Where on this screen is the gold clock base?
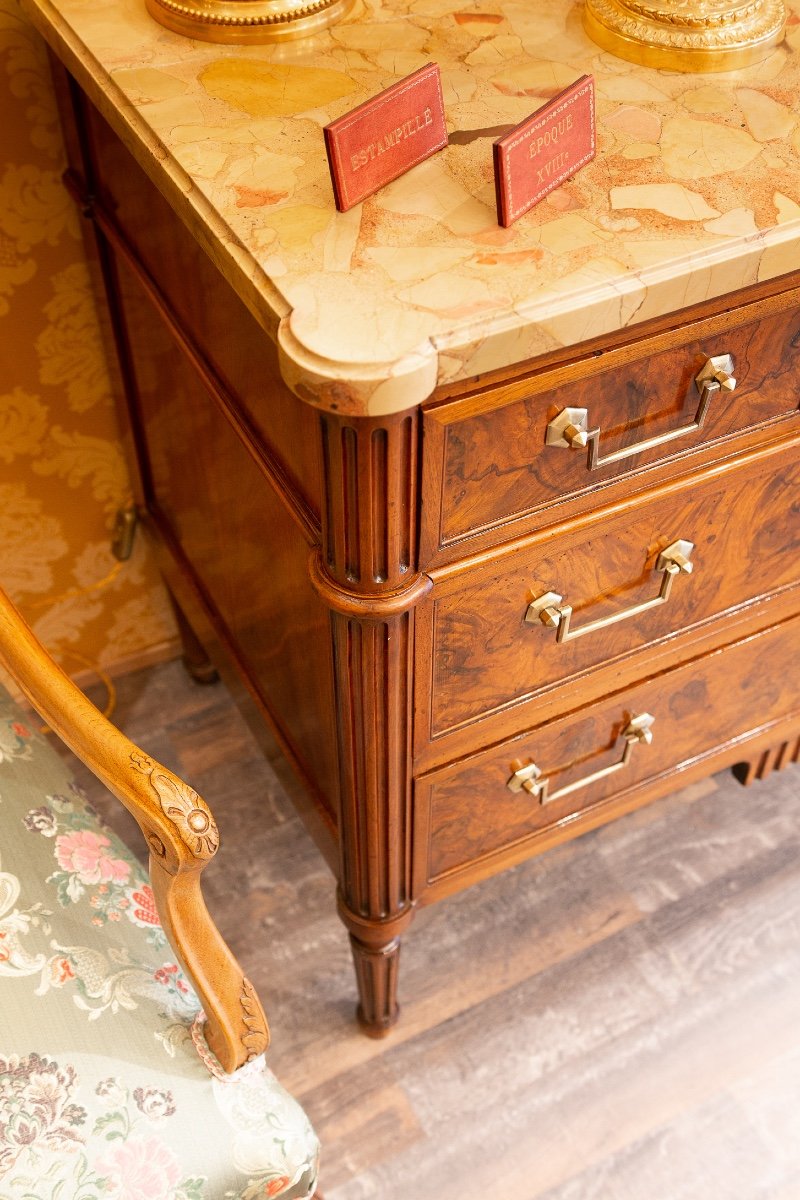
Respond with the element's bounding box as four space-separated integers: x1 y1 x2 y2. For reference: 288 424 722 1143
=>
145 0 354 43
583 0 786 72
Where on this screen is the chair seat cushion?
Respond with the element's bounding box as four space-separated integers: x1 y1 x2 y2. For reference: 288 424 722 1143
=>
0 688 319 1200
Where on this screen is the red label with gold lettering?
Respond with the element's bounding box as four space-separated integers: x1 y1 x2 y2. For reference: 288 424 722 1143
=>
324 63 448 213
493 76 596 228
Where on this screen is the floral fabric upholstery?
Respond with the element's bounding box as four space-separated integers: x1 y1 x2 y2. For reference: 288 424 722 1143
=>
0 686 319 1200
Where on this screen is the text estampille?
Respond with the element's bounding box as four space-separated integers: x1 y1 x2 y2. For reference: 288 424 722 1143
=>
350 108 434 172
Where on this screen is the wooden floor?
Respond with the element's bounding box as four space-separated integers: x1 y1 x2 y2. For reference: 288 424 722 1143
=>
71 659 800 1200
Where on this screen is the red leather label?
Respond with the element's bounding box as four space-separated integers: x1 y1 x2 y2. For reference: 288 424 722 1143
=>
324 64 448 213
493 76 596 228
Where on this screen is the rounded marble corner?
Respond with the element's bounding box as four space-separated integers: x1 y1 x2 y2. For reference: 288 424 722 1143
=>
277 314 439 417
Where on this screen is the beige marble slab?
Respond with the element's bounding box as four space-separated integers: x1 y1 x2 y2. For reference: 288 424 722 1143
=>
20 0 800 413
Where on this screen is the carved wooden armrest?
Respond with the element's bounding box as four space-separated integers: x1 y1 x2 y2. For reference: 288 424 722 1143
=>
0 586 268 1074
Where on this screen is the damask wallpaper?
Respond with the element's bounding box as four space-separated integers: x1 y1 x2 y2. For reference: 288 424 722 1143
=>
0 1 177 685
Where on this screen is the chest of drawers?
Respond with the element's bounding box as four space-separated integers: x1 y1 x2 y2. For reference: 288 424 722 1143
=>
28 0 800 1040
413 286 800 906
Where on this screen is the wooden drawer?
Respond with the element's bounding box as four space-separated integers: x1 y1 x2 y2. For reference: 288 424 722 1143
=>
413 614 800 896
420 435 800 743
422 283 800 560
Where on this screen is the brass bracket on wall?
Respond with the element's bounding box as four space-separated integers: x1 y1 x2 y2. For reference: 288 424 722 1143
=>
112 505 139 562
507 713 656 805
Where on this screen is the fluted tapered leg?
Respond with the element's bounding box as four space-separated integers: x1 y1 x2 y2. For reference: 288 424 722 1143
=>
310 408 429 1034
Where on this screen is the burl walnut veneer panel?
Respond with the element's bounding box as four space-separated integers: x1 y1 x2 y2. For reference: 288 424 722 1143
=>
424 435 800 741
415 613 800 894
422 286 800 561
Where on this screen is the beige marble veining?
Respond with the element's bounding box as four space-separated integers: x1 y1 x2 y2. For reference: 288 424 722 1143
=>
20 0 800 413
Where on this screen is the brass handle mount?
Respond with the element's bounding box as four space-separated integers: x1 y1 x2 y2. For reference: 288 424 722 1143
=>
507 712 655 806
526 538 694 643
546 353 736 470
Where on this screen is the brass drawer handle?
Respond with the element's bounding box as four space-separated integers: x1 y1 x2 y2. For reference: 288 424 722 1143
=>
507 712 655 805
527 538 694 643
546 353 736 470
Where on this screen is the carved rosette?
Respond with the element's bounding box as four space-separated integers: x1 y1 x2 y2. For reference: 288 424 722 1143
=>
583 0 786 69
130 752 219 859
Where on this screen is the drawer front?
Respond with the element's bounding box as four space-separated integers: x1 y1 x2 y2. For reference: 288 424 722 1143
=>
423 285 800 556
414 615 800 891
423 437 800 741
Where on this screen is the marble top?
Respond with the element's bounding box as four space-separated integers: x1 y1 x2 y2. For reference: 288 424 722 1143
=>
22 0 800 413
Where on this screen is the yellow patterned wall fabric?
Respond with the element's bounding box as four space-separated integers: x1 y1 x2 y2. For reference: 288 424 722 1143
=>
0 3 177 681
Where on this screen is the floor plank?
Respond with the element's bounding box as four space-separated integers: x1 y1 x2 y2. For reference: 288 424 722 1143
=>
66 660 800 1200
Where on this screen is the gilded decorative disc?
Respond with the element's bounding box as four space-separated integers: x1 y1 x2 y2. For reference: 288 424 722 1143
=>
583 0 786 70
145 0 355 43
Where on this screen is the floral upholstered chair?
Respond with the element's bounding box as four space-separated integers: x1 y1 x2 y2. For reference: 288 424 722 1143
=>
0 587 320 1200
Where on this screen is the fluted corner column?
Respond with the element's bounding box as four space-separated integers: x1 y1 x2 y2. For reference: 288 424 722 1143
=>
309 407 430 1035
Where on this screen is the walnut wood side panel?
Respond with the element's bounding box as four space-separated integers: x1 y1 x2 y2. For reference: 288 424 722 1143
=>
413 615 800 897
422 283 800 562
70 86 323 526
55 71 344 833
109 252 341 827
421 434 800 742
